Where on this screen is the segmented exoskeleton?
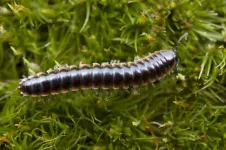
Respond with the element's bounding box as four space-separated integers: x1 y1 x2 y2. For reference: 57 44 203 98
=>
19 33 188 97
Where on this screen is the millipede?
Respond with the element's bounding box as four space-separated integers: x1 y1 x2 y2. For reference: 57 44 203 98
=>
19 33 188 97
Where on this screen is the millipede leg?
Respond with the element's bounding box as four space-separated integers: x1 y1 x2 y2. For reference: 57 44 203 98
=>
150 82 156 87
80 90 86 97
53 65 60 70
47 68 55 74
176 73 186 81
105 89 112 97
58 64 70 71
110 60 118 65
153 80 160 85
134 56 141 61
131 88 141 95
175 68 182 74
92 89 100 96
79 62 83 68
53 64 70 72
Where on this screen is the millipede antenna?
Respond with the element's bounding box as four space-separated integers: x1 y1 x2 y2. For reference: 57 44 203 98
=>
175 32 188 51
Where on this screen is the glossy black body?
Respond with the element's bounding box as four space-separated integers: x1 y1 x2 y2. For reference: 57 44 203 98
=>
19 50 178 96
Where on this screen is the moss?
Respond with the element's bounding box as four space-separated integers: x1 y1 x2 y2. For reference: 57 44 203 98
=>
0 0 226 149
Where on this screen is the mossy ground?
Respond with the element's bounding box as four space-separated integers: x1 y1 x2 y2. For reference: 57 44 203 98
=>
0 0 226 149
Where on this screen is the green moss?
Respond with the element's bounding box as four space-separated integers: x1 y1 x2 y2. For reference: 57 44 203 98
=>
0 0 226 149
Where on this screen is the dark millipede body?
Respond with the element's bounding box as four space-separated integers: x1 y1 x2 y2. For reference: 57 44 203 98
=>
19 50 178 96
19 33 188 97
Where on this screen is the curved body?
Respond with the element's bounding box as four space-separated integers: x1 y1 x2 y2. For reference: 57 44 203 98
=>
19 50 178 96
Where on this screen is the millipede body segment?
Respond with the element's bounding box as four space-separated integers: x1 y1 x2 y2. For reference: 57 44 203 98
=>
19 50 178 96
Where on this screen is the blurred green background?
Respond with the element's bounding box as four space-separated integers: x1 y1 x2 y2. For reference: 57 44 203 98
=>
0 0 226 149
